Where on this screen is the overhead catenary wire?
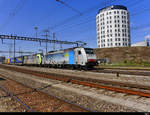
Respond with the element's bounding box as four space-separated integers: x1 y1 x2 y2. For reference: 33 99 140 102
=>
56 0 82 15
50 0 144 32
54 0 149 34
50 0 118 30
54 0 146 31
55 9 150 34
51 0 148 47
0 0 26 31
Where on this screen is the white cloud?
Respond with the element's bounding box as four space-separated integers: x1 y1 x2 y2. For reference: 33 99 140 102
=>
145 35 150 39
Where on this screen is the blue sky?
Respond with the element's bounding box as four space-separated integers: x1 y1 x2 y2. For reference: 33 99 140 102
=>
0 0 150 57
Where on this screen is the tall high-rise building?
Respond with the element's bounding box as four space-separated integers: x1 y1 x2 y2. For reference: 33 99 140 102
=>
96 5 131 48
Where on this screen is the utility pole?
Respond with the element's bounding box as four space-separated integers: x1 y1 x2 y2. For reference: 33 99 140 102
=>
34 27 41 46
13 36 16 64
1 39 3 44
42 29 50 53
19 47 22 56
60 43 63 50
9 44 13 58
34 27 38 38
52 33 56 50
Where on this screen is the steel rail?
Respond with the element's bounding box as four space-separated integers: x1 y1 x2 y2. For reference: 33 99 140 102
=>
0 85 35 112
2 65 150 90
92 69 150 76
0 71 93 112
96 67 150 71
70 79 150 98
1 65 150 98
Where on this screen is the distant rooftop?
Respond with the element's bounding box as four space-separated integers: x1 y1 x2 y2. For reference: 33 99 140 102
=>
98 5 127 14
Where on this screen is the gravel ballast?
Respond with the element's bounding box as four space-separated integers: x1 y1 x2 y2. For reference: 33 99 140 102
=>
0 68 149 112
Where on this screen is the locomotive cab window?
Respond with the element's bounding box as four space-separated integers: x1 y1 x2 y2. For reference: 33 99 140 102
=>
85 48 94 54
78 51 81 55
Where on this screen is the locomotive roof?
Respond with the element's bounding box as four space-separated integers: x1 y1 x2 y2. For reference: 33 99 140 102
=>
46 47 94 55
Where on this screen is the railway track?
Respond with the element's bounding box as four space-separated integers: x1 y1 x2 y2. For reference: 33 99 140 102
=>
0 78 33 112
0 74 90 112
1 64 150 99
91 68 150 76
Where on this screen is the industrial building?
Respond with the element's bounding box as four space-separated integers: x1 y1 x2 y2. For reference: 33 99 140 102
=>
96 5 131 48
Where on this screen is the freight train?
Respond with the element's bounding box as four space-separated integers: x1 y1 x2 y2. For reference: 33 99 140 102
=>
5 47 97 69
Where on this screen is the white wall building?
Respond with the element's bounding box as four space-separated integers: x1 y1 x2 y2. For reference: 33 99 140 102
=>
96 5 131 48
131 41 148 47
